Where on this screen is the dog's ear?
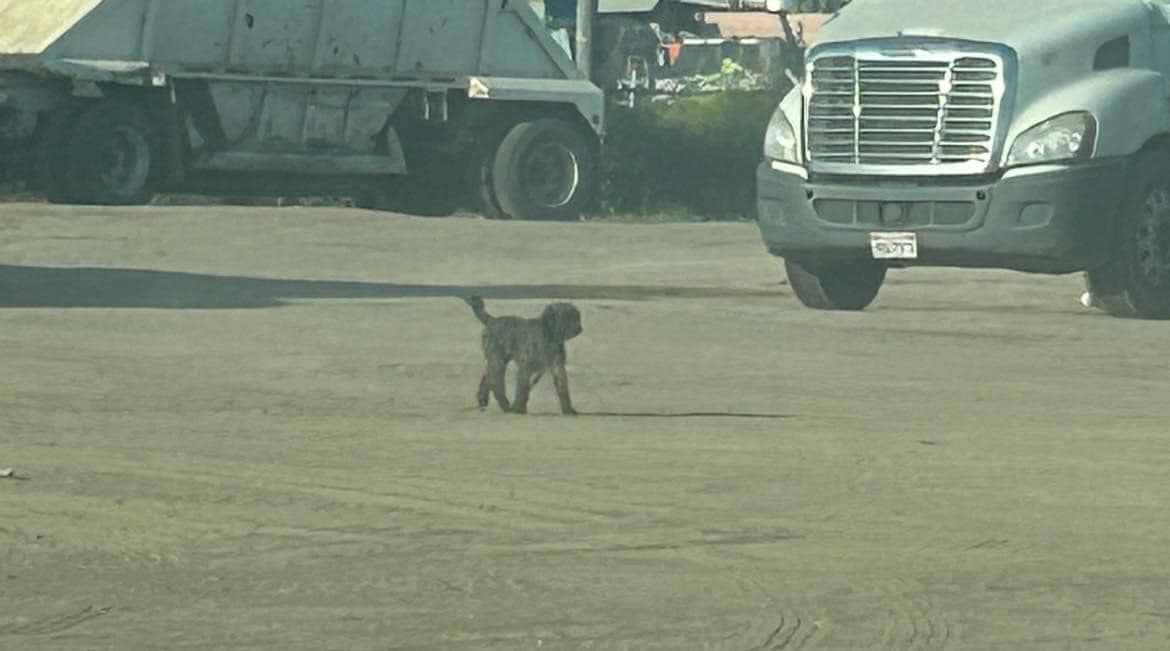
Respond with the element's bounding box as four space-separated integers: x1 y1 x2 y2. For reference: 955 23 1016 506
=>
542 304 582 342
542 305 563 342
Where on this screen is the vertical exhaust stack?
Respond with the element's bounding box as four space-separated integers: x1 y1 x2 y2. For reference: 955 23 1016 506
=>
576 0 598 79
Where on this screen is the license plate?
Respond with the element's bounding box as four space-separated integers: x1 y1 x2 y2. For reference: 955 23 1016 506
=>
870 232 918 260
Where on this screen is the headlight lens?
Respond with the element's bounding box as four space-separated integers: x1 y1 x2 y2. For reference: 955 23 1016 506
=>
1007 112 1097 167
764 105 800 163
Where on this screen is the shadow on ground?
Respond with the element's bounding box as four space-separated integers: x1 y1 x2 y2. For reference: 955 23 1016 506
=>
0 265 778 309
582 411 793 420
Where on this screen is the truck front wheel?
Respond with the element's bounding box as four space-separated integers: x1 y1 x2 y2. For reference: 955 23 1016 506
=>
1087 152 1170 319
785 259 887 311
65 99 160 205
491 119 594 221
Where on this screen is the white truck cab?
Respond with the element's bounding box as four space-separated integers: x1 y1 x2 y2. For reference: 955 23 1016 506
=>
757 0 1170 318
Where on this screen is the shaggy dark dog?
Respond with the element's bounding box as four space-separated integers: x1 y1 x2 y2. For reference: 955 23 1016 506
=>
464 296 582 415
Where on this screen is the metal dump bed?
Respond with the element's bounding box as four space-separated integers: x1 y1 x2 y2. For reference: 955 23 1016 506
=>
0 0 589 90
0 0 604 220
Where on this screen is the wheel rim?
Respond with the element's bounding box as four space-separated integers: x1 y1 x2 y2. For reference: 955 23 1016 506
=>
1135 187 1170 286
96 126 151 196
521 140 580 209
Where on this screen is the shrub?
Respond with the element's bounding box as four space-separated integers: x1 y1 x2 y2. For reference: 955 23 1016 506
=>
599 90 783 221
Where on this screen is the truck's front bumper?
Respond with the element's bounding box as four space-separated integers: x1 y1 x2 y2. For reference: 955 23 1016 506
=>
756 159 1128 274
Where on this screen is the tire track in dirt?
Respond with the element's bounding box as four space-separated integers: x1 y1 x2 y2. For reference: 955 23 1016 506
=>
77 458 625 534
738 577 823 650
386 475 660 524
754 612 821 650
877 583 954 650
22 458 674 568
0 606 111 636
500 528 804 556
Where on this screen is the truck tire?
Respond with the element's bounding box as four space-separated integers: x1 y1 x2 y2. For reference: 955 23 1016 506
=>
1086 151 1170 319
491 119 594 221
65 99 160 205
784 259 887 311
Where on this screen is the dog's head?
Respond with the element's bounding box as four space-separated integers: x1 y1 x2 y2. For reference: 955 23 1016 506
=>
542 303 583 343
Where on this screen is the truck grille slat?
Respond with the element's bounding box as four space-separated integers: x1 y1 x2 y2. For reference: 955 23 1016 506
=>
805 47 1007 173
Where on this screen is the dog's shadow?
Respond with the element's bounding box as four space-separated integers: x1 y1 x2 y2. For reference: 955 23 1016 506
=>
578 411 795 420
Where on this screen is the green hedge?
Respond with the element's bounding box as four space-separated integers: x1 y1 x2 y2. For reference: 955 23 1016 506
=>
598 91 783 221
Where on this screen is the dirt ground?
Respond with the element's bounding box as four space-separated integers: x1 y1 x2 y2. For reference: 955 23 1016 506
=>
1 203 1169 650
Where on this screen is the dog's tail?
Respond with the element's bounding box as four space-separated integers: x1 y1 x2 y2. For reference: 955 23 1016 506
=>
464 296 492 325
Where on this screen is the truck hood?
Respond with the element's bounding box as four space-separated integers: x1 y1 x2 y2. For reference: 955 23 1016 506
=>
818 0 1151 56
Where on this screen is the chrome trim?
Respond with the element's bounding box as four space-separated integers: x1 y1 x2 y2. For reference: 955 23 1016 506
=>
803 38 1018 176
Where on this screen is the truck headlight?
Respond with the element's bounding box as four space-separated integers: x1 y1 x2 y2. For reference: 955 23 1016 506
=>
764 106 800 164
1007 112 1097 167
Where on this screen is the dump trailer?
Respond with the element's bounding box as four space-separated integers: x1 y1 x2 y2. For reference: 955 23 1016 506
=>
0 0 604 220
757 0 1170 320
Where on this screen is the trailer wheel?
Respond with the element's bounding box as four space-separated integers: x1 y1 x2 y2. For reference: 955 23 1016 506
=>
491 119 594 221
66 100 160 205
1086 151 1170 319
785 259 887 311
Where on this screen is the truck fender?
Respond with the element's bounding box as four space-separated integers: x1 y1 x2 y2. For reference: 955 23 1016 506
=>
1004 69 1170 162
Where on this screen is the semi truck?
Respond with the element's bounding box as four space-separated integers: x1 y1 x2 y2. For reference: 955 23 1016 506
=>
0 0 603 221
756 0 1170 319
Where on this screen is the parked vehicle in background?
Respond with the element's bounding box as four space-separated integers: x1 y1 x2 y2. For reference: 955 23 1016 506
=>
0 0 603 221
757 0 1170 319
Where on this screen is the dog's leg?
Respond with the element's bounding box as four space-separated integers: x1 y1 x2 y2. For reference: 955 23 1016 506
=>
488 360 511 412
552 364 577 415
477 371 492 409
512 367 534 415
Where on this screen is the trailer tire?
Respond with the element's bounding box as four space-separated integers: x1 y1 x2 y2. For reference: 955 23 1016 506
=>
1086 151 1170 319
65 99 160 205
785 259 887 311
492 119 594 221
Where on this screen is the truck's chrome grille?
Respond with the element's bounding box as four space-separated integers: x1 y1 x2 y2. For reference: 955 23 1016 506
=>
805 46 1008 175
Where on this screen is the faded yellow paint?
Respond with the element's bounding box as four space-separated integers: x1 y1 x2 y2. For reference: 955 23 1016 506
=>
0 0 102 54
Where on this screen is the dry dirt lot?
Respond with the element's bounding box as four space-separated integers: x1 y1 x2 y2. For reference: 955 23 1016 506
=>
1 203 1169 650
